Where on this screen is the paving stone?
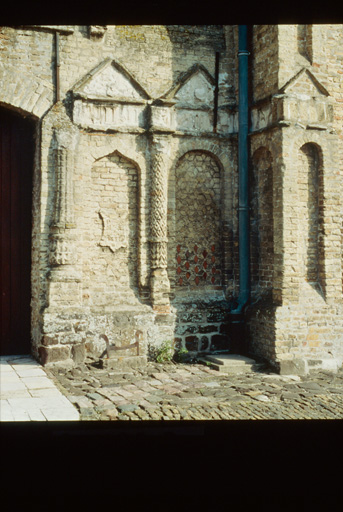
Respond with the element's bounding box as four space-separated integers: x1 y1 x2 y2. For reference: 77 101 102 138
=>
203 381 221 388
28 387 65 397
86 392 105 401
101 408 119 420
20 359 343 421
13 367 47 378
11 409 31 421
298 382 324 392
144 395 164 405
134 408 150 420
80 407 98 418
117 404 139 413
254 394 270 402
69 396 94 408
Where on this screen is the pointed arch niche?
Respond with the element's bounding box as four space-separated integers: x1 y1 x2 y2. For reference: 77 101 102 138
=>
167 150 224 295
80 150 141 307
298 142 325 298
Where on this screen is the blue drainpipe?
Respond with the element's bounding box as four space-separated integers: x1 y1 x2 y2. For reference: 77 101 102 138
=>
229 25 251 354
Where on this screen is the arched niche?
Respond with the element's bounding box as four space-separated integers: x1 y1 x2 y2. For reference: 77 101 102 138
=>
298 142 325 297
250 147 274 297
79 150 141 307
167 150 224 293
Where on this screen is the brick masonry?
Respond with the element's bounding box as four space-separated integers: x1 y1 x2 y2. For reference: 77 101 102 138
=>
0 25 342 373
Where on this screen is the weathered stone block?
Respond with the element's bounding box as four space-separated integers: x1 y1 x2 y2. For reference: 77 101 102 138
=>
178 311 203 323
207 310 226 323
71 343 86 364
154 313 176 325
41 335 59 346
176 324 198 336
100 355 147 370
278 358 309 376
185 336 199 351
38 345 71 365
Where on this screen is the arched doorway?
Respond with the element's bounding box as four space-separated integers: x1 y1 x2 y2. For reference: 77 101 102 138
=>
0 107 35 355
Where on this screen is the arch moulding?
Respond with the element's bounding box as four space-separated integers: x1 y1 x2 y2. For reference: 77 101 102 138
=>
0 64 54 119
171 138 231 176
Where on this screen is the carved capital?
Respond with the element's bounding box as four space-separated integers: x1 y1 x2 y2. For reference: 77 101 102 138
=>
151 134 171 156
49 232 77 267
149 105 176 133
53 126 79 151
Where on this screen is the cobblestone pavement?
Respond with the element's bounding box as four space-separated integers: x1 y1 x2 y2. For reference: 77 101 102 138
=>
44 357 343 421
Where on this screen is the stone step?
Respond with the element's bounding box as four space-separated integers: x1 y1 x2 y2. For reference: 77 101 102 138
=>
99 355 147 370
199 354 263 374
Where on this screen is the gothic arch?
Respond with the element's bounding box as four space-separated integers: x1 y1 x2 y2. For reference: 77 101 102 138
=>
171 139 231 176
89 143 146 173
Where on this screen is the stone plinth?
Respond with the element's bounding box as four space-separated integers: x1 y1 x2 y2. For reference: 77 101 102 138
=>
200 354 263 374
99 355 147 370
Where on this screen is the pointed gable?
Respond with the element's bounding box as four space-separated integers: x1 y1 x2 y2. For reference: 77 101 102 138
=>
72 58 150 103
279 68 330 98
160 64 215 109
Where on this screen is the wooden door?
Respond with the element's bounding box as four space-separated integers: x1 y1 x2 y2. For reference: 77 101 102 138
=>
0 107 35 355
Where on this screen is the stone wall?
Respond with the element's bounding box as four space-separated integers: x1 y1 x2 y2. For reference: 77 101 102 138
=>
0 25 235 365
0 24 342 373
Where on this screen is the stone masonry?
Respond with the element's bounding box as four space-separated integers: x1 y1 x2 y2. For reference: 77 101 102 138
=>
0 25 342 374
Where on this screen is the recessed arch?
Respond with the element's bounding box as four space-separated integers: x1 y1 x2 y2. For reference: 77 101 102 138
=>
250 146 274 297
78 149 142 307
168 149 224 293
298 141 325 297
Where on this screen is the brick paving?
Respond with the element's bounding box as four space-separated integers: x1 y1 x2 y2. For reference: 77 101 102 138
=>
44 357 343 421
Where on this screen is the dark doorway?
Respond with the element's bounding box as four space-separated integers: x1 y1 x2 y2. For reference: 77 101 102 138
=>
1 107 35 355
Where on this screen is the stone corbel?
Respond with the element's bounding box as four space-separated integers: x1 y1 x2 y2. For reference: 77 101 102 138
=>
89 26 107 38
149 134 172 311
